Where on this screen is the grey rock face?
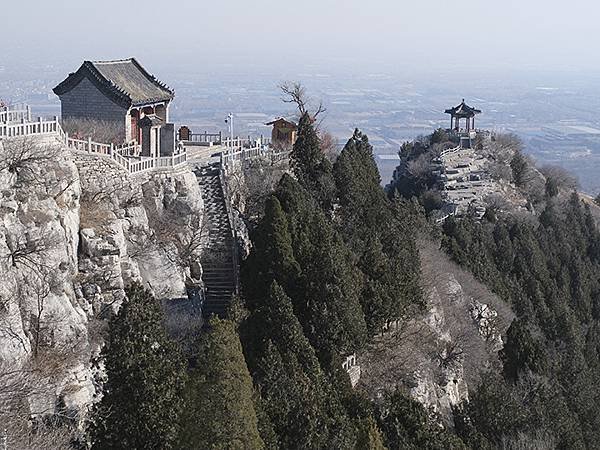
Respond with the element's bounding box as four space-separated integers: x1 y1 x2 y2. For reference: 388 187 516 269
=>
358 240 514 426
0 138 204 422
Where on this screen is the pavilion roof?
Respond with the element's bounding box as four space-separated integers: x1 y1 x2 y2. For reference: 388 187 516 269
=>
444 99 481 117
53 58 174 108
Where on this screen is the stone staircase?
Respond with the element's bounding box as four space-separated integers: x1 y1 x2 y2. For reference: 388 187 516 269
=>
195 162 238 319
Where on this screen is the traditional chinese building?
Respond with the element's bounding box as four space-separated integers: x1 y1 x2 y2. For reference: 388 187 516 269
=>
53 58 175 156
266 118 297 147
445 99 481 133
445 99 482 148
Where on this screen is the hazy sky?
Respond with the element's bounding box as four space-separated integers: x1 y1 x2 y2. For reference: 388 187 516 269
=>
4 0 600 74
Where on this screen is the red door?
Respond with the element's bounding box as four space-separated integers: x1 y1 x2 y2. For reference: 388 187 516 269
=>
131 111 139 143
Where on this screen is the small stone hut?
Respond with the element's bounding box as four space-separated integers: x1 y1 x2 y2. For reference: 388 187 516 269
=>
266 118 297 147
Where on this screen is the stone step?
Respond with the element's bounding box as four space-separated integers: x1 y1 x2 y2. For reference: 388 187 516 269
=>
203 278 235 284
205 286 235 292
204 269 234 276
196 161 238 320
205 298 234 304
204 280 235 287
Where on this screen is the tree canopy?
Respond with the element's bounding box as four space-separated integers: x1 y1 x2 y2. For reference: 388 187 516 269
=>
179 317 264 449
89 283 186 450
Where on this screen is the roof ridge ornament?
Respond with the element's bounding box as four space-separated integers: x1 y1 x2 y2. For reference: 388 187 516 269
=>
444 99 482 117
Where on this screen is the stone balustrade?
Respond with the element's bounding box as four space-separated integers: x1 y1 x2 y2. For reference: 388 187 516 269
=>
0 116 62 138
0 109 188 176
220 144 290 172
0 104 31 124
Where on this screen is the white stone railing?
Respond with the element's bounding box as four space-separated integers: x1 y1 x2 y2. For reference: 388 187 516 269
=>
110 151 188 175
0 104 31 124
127 157 156 174
220 143 290 170
222 137 251 149
0 112 188 175
221 145 263 165
222 136 271 149
112 152 132 170
65 136 112 155
183 131 222 146
158 152 188 168
440 145 462 157
0 116 62 138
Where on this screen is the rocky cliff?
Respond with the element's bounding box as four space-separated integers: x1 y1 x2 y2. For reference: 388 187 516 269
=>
358 240 514 426
0 136 204 424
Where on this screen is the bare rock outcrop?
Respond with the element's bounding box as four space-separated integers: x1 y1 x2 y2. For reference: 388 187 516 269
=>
0 137 204 425
358 240 514 426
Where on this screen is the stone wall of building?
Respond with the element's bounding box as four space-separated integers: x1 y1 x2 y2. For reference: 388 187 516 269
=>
58 77 127 136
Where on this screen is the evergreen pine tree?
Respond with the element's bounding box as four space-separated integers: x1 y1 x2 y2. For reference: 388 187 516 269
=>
89 283 185 450
247 282 357 449
333 130 422 333
334 129 385 228
275 175 368 356
355 417 387 450
510 149 529 187
376 390 467 450
500 318 549 381
290 113 336 208
242 195 300 306
179 317 264 449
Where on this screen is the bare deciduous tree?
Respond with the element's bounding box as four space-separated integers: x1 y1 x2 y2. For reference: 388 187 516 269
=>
61 117 125 144
500 431 557 450
3 230 60 274
407 153 432 180
0 269 86 448
225 156 288 225
320 130 339 163
0 137 78 203
153 211 206 271
484 193 511 213
0 355 80 449
279 81 325 119
0 137 62 184
539 164 579 191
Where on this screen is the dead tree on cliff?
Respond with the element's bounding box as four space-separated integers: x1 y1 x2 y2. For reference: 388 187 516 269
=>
280 81 326 121
153 211 206 272
0 137 77 201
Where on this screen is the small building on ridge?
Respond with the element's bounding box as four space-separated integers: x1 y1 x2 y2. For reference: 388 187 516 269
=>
266 117 297 147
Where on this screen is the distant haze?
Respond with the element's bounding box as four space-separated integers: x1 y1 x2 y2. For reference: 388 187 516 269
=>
4 0 600 74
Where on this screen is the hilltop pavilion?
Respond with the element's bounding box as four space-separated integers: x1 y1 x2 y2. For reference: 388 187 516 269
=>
445 99 481 133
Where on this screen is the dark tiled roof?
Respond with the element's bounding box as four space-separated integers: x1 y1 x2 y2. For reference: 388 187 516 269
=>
53 58 174 108
445 99 481 117
266 117 297 128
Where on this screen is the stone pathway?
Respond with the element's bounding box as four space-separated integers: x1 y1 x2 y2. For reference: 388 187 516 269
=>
195 162 237 319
